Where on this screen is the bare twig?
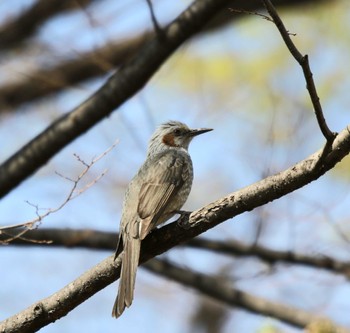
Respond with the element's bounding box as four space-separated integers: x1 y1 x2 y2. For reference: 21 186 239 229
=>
229 8 273 22
145 0 163 36
0 141 118 243
261 0 336 142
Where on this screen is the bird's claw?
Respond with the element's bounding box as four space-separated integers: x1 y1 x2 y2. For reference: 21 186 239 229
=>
176 210 192 230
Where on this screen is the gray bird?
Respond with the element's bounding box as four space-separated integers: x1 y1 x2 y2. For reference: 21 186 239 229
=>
112 120 212 318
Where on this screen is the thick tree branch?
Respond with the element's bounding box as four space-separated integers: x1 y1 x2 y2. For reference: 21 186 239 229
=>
1 125 350 331
261 0 336 142
0 0 230 199
144 259 349 332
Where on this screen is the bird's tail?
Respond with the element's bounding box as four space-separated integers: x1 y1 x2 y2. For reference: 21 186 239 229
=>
112 237 141 318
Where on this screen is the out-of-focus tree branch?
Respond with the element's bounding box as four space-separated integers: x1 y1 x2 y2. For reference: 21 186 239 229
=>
3 226 350 278
0 0 327 111
0 33 152 111
189 238 350 279
0 0 96 51
145 259 349 332
189 294 228 333
0 228 116 249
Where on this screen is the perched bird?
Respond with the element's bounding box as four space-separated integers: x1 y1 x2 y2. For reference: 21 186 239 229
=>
112 120 212 318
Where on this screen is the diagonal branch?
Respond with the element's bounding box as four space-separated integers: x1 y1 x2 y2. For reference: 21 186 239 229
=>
1 124 350 332
0 0 230 199
144 259 349 332
0 34 152 111
261 0 336 142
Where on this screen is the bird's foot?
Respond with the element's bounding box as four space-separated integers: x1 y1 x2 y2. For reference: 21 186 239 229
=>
176 210 192 230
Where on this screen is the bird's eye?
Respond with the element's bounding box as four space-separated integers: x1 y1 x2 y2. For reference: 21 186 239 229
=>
174 128 181 135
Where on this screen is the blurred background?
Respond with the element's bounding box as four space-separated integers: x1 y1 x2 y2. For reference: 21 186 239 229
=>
1 0 350 332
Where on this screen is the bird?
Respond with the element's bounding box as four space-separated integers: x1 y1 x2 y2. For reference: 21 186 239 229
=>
112 120 212 318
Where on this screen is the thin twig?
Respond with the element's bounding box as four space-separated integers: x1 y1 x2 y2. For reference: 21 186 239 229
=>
261 0 336 142
145 0 163 37
229 8 273 22
0 141 118 243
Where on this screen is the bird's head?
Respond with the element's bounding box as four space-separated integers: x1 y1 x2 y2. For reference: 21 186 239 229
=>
147 121 212 156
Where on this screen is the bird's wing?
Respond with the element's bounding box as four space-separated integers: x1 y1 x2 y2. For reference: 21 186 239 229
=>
137 152 189 239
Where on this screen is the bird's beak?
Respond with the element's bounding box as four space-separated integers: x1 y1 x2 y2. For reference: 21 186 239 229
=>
188 127 213 137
